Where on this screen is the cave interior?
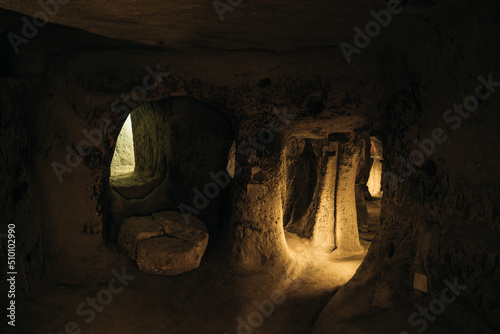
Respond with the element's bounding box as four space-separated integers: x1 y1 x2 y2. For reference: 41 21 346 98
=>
1 1 500 333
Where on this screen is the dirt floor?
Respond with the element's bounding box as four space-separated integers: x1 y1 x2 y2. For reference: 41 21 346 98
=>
13 228 379 334
12 199 383 334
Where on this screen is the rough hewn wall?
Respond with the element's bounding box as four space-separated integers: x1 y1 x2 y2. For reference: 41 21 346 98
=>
314 2 500 332
0 9 56 291
0 77 45 293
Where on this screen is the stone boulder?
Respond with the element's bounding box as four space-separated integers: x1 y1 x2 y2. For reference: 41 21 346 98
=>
152 211 208 233
136 234 208 276
117 216 164 260
117 211 209 276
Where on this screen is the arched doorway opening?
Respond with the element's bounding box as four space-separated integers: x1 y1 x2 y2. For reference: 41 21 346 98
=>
107 96 234 275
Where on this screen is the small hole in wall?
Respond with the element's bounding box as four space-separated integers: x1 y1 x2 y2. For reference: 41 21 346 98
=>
422 159 437 177
386 242 395 259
